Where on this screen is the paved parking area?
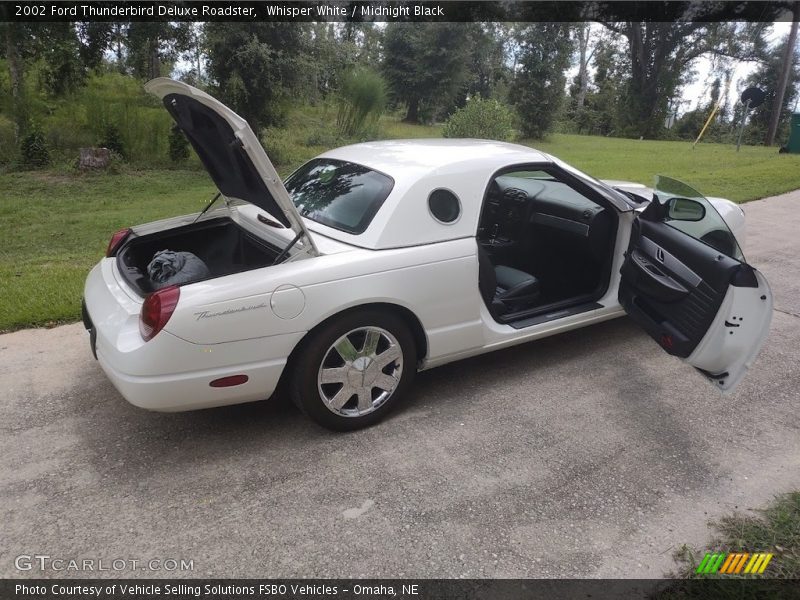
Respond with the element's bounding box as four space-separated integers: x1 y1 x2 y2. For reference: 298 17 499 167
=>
2 190 799 579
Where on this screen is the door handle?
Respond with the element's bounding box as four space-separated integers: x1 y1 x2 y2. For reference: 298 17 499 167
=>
626 250 688 301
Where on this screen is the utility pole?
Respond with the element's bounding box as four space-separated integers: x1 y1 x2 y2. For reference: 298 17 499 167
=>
765 3 799 146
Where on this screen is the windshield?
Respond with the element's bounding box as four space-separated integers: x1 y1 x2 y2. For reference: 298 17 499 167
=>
654 176 745 262
285 159 394 235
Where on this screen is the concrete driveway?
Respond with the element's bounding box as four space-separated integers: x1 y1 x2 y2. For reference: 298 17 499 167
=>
2 191 799 579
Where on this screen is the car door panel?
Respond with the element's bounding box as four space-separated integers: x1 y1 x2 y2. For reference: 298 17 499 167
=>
619 179 772 392
686 269 772 390
620 218 743 359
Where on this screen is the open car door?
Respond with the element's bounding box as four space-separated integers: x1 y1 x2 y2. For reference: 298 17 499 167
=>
619 176 772 392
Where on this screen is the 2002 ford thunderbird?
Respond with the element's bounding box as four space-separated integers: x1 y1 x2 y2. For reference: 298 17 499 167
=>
82 79 773 430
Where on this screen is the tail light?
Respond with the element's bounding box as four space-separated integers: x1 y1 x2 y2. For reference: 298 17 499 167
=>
139 286 180 342
106 228 131 257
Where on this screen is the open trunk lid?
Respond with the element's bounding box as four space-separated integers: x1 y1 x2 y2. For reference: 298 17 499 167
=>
144 77 318 257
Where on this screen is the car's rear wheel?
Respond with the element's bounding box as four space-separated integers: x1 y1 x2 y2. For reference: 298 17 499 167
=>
290 310 416 431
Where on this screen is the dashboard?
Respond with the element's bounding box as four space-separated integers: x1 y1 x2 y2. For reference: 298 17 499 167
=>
481 174 609 245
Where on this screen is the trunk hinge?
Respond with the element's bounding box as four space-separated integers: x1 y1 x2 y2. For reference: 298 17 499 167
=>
272 230 308 265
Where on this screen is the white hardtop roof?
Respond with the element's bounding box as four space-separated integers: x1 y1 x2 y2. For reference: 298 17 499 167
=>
319 139 552 180
304 139 555 250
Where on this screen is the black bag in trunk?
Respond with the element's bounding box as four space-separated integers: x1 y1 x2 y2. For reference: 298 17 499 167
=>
147 250 211 289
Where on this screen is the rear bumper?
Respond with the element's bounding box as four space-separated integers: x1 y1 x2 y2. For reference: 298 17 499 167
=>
82 260 303 412
95 346 288 412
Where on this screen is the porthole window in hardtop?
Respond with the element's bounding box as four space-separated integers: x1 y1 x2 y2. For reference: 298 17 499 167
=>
428 189 461 223
285 159 394 234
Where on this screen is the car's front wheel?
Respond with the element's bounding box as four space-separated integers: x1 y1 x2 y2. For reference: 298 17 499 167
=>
290 310 417 431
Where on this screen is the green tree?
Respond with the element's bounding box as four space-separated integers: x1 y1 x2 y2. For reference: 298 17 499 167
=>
124 22 193 80
306 23 358 102
745 36 799 145
510 23 574 139
0 22 29 139
382 23 471 123
1 21 113 138
584 36 627 135
463 24 509 102
39 23 85 96
304 23 386 105
601 22 769 139
205 23 308 130
75 22 114 70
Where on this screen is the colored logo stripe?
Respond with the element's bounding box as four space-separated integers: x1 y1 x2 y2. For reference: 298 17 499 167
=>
696 552 773 575
696 553 726 574
744 553 773 574
719 553 748 574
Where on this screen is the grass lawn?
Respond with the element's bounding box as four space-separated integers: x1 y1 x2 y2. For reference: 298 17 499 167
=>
657 492 800 596
1 125 799 332
530 134 800 203
0 170 215 331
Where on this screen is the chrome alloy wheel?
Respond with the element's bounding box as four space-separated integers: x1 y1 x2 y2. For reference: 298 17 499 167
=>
317 326 404 417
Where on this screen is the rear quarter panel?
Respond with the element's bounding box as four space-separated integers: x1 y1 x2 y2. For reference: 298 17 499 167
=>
164 237 485 361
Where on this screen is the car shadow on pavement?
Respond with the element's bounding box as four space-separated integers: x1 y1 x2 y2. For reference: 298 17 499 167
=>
67 317 643 475
66 313 723 503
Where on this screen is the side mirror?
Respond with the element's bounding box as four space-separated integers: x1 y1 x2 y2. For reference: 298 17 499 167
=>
667 197 706 222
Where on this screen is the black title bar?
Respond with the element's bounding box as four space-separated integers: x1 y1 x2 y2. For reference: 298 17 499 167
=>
4 579 800 599
1 1 799 23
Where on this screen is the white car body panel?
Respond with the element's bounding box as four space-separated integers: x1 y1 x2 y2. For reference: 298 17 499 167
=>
81 80 772 415
686 270 773 391
85 208 634 411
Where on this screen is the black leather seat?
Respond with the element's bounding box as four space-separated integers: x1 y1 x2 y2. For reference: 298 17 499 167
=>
478 245 541 315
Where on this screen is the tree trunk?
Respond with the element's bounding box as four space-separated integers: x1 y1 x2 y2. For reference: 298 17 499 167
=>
623 23 672 138
576 24 591 110
4 24 25 141
148 36 161 80
404 98 420 123
115 25 125 73
765 10 799 146
194 29 202 82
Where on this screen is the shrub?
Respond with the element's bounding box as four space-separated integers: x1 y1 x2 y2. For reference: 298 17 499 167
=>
0 116 17 165
260 127 308 167
19 127 50 168
168 124 190 163
442 96 516 141
336 68 387 138
100 124 126 158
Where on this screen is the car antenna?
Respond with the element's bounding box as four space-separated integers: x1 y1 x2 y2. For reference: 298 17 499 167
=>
193 192 222 224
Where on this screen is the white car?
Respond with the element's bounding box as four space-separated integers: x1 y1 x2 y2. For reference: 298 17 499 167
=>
82 79 773 430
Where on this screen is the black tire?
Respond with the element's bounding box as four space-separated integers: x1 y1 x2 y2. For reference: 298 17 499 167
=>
290 309 417 431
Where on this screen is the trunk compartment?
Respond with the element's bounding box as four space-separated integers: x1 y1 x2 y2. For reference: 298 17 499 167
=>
116 217 281 296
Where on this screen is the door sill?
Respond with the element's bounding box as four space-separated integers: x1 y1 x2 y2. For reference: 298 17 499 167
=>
506 301 604 329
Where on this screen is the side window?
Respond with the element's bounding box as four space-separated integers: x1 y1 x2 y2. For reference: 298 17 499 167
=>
428 189 461 224
655 176 744 261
